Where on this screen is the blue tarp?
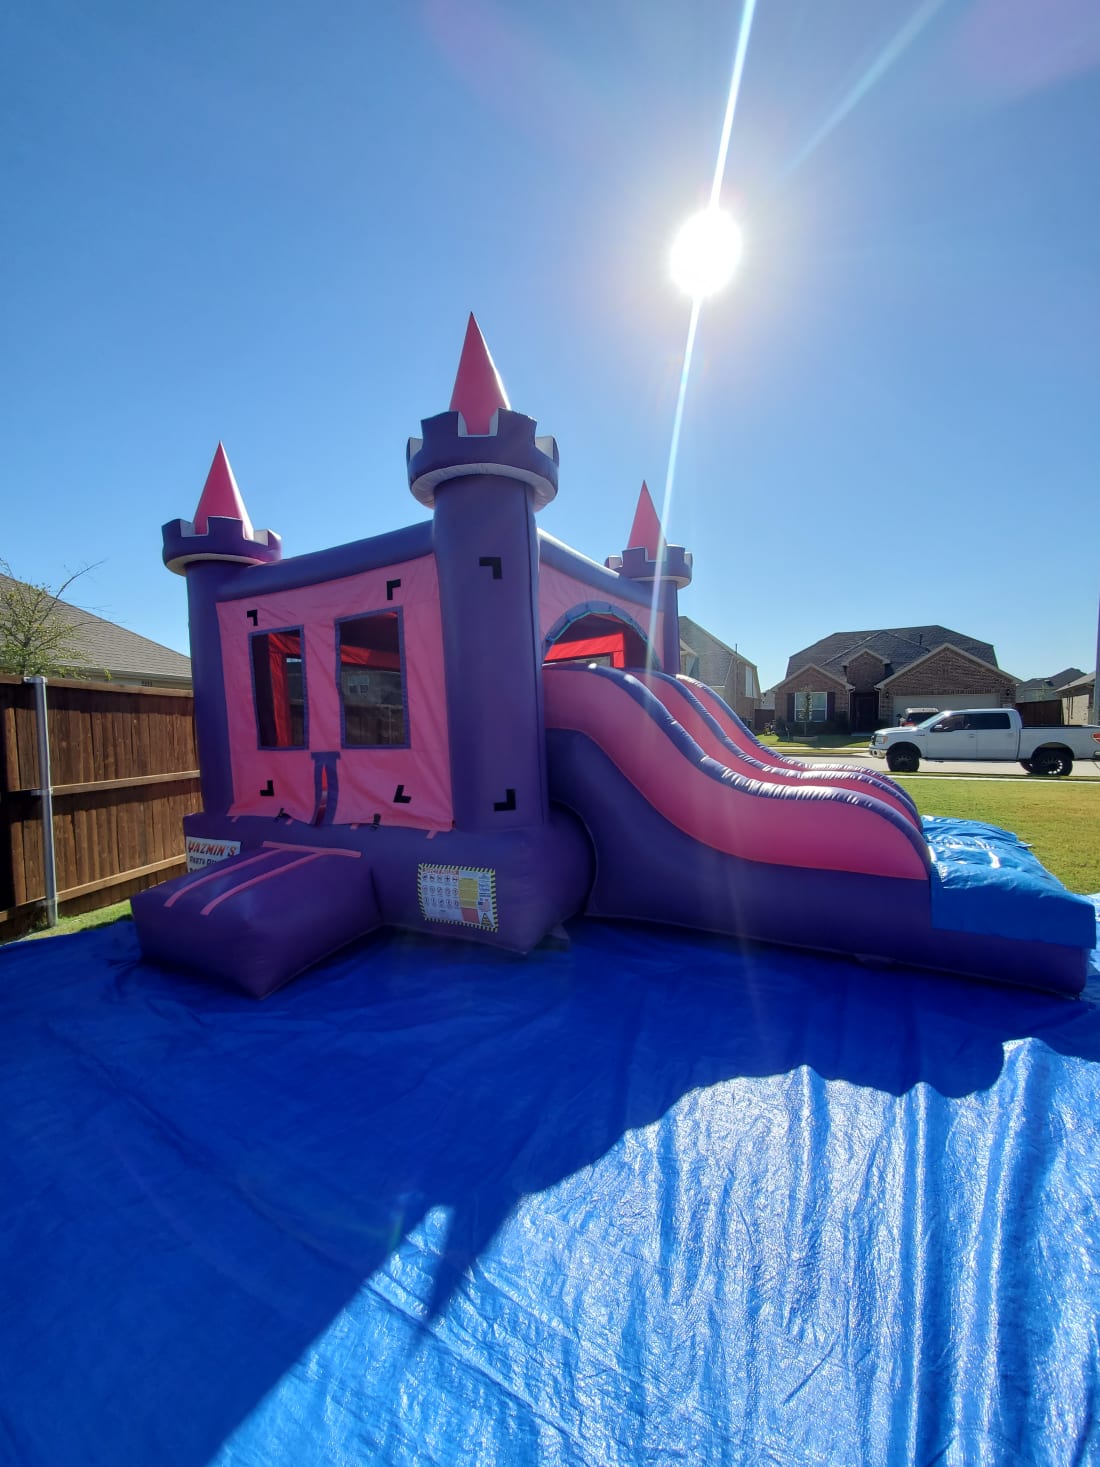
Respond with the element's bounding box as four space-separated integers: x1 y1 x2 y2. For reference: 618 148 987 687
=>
2 913 1099 1466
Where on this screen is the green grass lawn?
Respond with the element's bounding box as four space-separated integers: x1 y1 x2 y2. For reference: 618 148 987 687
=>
758 733 866 756
17 901 132 943
898 778 1100 895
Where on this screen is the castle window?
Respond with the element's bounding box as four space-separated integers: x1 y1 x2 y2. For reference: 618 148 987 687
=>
338 611 407 747
251 629 307 748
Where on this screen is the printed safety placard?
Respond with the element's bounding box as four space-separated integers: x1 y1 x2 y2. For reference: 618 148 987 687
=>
418 864 498 931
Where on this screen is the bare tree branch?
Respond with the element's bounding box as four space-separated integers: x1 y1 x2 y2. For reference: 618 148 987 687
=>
0 561 106 679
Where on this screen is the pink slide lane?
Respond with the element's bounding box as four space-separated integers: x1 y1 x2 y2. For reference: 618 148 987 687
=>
542 667 930 881
631 671 920 829
677 673 917 814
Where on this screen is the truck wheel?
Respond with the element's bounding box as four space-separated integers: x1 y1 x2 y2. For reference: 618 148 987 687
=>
1019 760 1033 773
886 745 919 773
1030 747 1072 777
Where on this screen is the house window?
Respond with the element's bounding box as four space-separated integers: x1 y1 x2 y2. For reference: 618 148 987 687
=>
338 611 406 747
791 690 828 722
251 629 306 749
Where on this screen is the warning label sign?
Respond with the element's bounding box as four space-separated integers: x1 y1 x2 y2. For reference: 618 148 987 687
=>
418 864 498 931
185 836 242 872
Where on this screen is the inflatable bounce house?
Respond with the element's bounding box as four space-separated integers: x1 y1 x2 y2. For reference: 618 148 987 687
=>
134 317 1096 998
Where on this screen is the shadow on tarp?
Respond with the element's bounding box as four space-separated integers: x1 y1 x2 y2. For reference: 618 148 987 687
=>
0 913 1098 1465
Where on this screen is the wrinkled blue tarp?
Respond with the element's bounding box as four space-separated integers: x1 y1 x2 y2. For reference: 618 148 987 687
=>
2 912 1099 1467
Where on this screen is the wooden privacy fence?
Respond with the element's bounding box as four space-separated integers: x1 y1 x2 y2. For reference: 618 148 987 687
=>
0 675 201 939
1015 700 1065 728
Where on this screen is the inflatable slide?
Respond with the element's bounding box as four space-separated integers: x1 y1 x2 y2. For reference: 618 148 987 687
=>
543 664 1093 995
633 669 922 824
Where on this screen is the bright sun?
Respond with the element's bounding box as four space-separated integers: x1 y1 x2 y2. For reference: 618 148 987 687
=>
670 208 744 299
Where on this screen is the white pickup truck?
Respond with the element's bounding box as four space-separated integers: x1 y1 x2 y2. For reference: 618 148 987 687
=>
869 708 1100 775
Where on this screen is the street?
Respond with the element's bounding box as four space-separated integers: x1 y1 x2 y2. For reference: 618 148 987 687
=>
835 752 1100 780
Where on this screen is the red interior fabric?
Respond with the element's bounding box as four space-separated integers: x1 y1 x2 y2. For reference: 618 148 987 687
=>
544 634 626 668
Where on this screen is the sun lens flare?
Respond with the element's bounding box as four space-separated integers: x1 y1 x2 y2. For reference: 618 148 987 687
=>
670 209 744 300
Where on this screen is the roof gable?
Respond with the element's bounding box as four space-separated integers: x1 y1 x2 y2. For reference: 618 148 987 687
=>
774 661 851 692
875 641 1016 689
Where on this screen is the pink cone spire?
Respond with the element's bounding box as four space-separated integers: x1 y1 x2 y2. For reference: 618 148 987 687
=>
449 313 511 433
192 443 255 539
627 482 662 559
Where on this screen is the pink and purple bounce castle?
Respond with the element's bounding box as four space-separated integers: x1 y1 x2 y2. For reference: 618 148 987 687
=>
133 318 1095 998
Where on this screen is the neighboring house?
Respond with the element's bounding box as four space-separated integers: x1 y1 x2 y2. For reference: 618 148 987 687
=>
1015 668 1085 703
679 615 761 723
1014 667 1088 728
775 625 1017 732
1059 672 1097 726
0 575 192 688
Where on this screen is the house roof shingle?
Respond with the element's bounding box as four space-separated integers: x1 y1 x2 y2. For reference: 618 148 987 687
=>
785 626 997 681
1015 667 1085 698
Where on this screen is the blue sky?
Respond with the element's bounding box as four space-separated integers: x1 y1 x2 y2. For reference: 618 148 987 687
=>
4 0 1099 690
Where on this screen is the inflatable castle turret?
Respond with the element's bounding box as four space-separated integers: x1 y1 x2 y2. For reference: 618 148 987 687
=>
605 482 692 675
163 445 282 813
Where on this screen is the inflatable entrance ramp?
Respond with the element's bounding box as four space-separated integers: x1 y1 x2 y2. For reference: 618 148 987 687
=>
133 846 380 998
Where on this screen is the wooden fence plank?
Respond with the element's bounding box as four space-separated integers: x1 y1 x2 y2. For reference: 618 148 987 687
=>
16 699 38 792
60 852 187 901
1 702 18 794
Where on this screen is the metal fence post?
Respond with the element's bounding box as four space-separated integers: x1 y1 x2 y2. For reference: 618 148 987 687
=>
24 675 58 927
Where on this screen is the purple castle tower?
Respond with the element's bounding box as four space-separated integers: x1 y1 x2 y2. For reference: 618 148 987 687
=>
408 314 559 832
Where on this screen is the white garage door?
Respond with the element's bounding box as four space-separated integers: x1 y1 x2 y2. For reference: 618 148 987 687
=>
896 691 1000 716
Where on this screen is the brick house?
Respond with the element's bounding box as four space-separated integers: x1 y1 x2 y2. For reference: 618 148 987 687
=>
1059 672 1097 726
679 615 761 724
775 626 1017 732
